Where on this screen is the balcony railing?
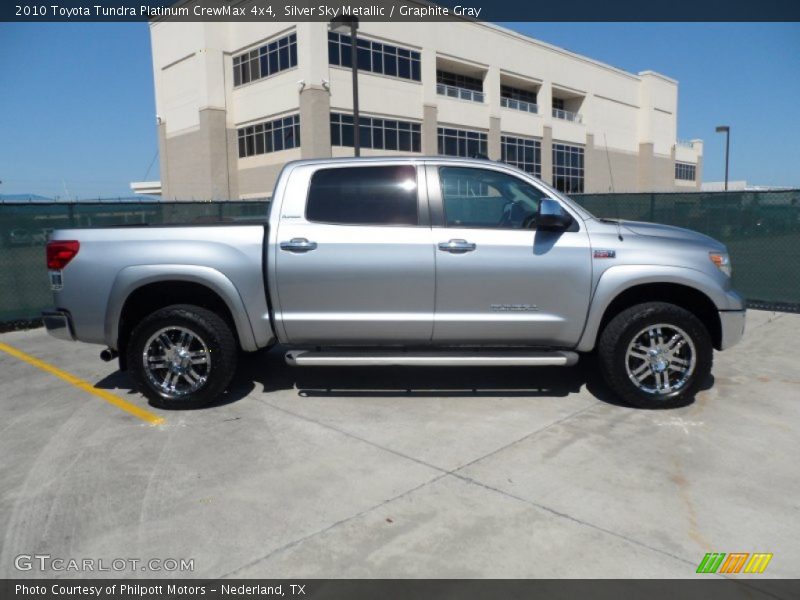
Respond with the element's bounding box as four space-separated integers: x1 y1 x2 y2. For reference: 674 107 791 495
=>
676 139 695 148
501 96 538 114
552 107 582 123
437 83 484 103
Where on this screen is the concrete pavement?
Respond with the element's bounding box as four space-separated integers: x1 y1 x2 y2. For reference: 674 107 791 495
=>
0 310 797 581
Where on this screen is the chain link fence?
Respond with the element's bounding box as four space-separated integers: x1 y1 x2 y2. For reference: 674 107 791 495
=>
0 200 269 325
1 190 798 326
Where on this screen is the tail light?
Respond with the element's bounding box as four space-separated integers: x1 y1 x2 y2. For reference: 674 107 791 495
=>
46 240 80 270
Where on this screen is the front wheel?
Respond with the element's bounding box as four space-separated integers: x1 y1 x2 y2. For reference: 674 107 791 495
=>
127 304 238 409
598 302 712 409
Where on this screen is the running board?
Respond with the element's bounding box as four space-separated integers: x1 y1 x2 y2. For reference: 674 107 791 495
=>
284 349 579 367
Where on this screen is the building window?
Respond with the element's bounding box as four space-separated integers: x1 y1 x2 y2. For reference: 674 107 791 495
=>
501 85 537 104
436 70 484 102
237 114 300 158
552 98 565 111
552 143 584 194
306 165 419 226
328 32 421 81
675 162 696 181
501 135 541 177
233 33 297 87
500 85 538 113
330 113 421 152
438 127 488 158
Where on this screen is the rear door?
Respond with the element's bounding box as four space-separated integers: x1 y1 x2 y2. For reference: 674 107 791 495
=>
273 163 435 344
427 163 592 347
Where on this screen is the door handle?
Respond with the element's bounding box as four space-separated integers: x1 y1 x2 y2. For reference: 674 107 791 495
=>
438 239 476 253
280 238 318 253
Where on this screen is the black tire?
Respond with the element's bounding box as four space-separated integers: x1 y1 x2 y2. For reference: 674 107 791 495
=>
598 302 712 409
127 304 237 409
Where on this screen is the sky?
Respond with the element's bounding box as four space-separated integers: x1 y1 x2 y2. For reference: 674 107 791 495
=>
1 21 798 198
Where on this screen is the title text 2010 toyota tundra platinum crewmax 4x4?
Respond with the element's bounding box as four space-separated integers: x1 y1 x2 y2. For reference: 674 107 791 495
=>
42 157 746 409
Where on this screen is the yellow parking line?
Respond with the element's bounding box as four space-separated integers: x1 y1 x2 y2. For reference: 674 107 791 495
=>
0 341 164 425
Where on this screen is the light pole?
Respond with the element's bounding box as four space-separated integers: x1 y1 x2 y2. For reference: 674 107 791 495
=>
715 125 730 191
329 16 361 157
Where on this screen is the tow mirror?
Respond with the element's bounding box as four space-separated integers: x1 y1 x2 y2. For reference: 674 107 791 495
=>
537 198 573 231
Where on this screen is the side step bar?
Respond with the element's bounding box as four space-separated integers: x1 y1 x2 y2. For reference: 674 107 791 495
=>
285 349 579 367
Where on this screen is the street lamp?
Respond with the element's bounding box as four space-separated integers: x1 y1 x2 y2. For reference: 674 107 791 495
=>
329 16 361 157
715 125 730 191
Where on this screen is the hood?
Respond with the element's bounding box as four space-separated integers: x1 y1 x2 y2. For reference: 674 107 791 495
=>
613 219 723 248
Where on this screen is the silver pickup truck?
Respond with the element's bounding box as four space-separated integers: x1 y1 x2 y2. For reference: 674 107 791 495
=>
43 157 745 409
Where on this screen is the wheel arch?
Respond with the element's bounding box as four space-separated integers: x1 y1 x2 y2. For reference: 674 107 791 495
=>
578 267 726 352
107 266 258 369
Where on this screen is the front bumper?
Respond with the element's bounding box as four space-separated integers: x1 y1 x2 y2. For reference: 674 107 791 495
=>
42 309 75 342
718 309 746 350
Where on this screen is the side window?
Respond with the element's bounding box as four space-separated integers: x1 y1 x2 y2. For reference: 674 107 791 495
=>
306 165 418 226
439 167 546 229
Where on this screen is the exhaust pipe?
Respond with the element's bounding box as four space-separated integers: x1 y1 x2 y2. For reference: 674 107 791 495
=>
100 348 118 362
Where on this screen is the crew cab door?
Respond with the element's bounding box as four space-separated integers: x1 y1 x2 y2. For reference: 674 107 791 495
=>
426 164 592 346
273 163 435 344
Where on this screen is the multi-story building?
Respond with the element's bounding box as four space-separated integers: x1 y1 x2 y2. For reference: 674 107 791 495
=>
149 18 703 200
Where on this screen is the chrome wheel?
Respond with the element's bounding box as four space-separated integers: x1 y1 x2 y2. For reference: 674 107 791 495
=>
142 326 211 399
625 323 696 396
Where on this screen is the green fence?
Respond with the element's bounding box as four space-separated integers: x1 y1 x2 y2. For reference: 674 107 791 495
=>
1 191 798 324
0 200 269 323
572 190 800 312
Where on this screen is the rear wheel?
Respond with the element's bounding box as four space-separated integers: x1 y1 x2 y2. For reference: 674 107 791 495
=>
598 302 712 408
127 304 237 409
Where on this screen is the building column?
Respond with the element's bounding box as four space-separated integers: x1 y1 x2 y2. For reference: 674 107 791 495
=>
423 103 438 154
488 116 501 160
157 120 170 198
541 125 553 185
638 142 655 192
299 85 332 158
201 108 236 200
692 139 704 190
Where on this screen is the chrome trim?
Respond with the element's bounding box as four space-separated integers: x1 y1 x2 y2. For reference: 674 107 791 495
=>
438 239 477 253
42 309 75 341
624 323 696 396
718 309 746 350
285 350 579 367
143 326 211 400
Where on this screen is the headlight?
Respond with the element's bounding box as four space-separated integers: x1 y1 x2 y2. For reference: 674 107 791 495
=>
709 252 732 277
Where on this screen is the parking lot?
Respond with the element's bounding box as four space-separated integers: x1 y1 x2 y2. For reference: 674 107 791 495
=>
0 309 797 580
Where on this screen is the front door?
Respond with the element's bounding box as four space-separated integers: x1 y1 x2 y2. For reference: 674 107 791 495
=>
428 164 592 347
274 163 435 344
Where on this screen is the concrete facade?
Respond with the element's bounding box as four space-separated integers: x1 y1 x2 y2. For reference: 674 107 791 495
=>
149 19 703 200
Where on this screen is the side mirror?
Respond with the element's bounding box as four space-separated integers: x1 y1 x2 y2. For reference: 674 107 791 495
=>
537 198 573 231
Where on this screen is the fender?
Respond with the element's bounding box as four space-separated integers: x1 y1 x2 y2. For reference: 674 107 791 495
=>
105 264 259 352
576 264 736 352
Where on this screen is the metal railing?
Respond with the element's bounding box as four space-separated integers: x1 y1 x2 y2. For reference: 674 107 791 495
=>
437 83 484 103
676 139 695 149
501 97 539 114
552 107 583 123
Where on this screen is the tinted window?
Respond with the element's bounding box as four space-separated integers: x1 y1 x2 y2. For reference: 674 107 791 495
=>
439 167 546 229
307 166 418 226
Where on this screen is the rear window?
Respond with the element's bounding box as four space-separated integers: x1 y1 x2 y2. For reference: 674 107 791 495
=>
306 165 419 226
